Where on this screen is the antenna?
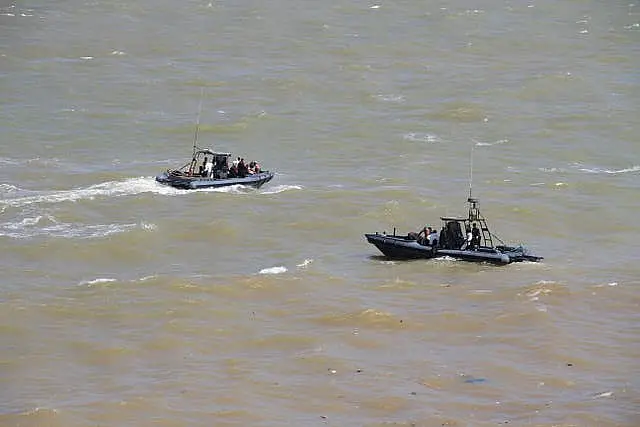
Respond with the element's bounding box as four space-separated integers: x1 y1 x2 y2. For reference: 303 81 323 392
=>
468 143 474 200
192 87 204 158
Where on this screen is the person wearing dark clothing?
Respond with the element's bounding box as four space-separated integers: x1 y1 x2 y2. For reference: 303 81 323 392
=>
238 158 248 177
471 223 481 249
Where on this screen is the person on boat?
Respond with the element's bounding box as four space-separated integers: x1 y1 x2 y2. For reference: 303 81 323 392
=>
461 225 472 250
427 228 439 247
238 158 248 177
471 223 481 249
253 161 261 173
415 226 431 245
229 163 238 178
204 157 214 178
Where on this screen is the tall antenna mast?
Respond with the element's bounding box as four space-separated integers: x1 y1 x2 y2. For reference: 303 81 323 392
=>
192 87 204 158
468 143 474 200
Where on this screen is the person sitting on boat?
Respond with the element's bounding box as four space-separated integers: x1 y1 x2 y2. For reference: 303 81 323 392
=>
416 226 431 245
471 223 481 249
229 163 238 178
427 228 439 247
203 157 214 178
238 158 248 177
253 161 261 173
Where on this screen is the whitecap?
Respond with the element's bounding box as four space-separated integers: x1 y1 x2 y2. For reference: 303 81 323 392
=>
0 157 21 166
296 259 313 268
575 164 640 175
0 220 140 239
79 278 116 286
593 391 613 399
375 93 405 103
140 222 156 231
259 266 287 275
403 133 441 143
473 139 507 147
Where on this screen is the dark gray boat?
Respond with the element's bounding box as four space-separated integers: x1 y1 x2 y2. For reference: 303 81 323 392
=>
365 197 542 265
156 149 274 190
155 90 274 190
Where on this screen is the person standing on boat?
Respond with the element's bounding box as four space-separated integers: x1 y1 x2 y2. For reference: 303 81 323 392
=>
204 157 214 178
471 223 481 249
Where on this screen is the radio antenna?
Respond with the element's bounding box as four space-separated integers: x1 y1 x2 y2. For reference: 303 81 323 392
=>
192 87 204 158
468 143 474 200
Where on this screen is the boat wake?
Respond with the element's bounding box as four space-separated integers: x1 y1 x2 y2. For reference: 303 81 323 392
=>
0 176 297 210
0 177 182 209
0 214 155 239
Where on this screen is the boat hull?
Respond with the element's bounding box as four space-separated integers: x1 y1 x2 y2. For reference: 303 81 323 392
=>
365 233 438 260
365 233 542 265
155 171 274 190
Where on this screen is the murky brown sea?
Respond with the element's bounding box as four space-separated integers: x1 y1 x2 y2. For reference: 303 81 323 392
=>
1 1 639 426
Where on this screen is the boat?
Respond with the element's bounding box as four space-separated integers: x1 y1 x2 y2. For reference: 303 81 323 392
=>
155 89 274 190
364 197 543 265
155 148 274 190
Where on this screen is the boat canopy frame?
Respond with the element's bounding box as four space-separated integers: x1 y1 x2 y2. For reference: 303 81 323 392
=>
170 148 232 176
438 198 496 249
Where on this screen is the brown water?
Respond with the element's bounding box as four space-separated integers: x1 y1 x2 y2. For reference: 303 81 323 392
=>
1 1 639 426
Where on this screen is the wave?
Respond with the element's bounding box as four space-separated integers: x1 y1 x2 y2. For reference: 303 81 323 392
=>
78 278 117 286
0 177 183 208
374 93 405 103
403 132 441 143
539 164 640 176
258 266 287 275
296 259 313 268
0 156 63 167
260 185 303 195
576 164 640 175
0 183 20 194
473 138 508 147
0 214 155 239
